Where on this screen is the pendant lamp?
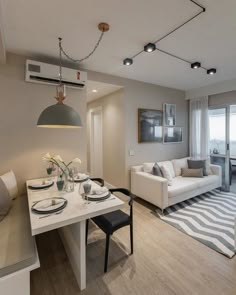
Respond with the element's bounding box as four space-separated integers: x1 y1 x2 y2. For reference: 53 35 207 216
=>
37 23 110 128
37 38 82 128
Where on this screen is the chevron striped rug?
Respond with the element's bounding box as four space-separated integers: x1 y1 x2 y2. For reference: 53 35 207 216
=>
158 190 236 258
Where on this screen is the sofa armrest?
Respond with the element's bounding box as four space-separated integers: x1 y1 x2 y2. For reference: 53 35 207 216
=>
131 171 168 210
210 164 221 176
210 164 222 187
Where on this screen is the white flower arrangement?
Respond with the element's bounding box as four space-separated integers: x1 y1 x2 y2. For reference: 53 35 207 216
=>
42 153 82 176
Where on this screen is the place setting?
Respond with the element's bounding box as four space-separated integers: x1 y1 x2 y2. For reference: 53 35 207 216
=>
28 179 54 191
31 197 68 219
74 173 90 183
81 182 114 204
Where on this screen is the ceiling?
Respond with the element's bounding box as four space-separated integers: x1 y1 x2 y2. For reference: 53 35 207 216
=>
1 0 236 90
87 81 122 102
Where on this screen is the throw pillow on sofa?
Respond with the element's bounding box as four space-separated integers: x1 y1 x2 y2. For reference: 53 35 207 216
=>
160 166 173 186
143 163 154 174
152 163 163 177
0 171 19 200
158 161 175 178
181 168 204 178
0 178 12 221
187 159 208 176
172 157 189 177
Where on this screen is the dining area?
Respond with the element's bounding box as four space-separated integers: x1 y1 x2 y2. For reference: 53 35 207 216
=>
24 153 134 292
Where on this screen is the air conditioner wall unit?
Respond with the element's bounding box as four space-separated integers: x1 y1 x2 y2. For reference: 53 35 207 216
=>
25 59 87 89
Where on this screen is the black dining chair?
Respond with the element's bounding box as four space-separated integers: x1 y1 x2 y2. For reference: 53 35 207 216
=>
86 187 134 273
89 177 104 187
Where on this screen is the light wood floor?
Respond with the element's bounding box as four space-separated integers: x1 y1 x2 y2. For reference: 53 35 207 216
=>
31 196 236 295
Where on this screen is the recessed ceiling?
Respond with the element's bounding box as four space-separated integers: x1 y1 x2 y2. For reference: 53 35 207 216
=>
1 0 236 90
87 81 122 102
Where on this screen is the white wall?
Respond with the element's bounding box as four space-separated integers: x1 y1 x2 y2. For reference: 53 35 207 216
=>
87 71 188 188
124 83 188 187
125 83 188 185
0 53 87 193
87 89 126 187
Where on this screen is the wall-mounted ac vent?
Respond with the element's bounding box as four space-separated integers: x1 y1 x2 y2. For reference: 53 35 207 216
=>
25 60 87 89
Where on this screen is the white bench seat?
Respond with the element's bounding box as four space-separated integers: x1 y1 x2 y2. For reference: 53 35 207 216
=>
0 195 39 294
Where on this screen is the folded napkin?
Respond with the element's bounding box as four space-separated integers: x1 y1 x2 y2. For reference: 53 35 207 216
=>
91 187 108 195
75 173 89 180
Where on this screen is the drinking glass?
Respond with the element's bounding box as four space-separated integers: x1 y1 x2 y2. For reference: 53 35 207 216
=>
83 182 92 204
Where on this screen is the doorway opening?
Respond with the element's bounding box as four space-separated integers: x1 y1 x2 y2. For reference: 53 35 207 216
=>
90 107 103 178
209 105 236 192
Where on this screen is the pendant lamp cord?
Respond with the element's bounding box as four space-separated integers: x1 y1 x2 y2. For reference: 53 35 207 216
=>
59 31 104 63
58 37 62 85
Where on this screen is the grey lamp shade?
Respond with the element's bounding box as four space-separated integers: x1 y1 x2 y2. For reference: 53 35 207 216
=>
37 103 82 128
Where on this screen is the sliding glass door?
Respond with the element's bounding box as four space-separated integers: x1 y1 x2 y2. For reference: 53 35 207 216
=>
209 106 230 191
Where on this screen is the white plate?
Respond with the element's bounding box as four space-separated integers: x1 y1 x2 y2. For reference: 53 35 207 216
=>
87 191 109 199
30 180 54 189
75 174 89 180
33 198 65 212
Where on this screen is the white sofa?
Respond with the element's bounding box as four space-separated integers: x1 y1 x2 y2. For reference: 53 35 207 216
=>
131 157 222 211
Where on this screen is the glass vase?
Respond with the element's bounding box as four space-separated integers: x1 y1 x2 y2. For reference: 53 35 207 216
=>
64 169 75 192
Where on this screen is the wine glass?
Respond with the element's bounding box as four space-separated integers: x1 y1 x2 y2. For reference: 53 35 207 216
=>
83 182 92 204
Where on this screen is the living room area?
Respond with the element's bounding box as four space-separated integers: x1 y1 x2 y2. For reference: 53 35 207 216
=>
1 1 236 295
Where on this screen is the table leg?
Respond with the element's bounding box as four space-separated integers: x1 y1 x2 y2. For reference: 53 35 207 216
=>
58 220 86 290
78 220 86 290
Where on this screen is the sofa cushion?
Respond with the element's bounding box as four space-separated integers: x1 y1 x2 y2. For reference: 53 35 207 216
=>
160 165 173 186
152 163 163 177
186 175 220 188
188 159 208 176
168 177 199 198
0 196 37 278
143 163 154 174
168 175 220 199
0 179 12 222
158 161 175 178
0 171 18 200
172 157 189 177
181 168 204 178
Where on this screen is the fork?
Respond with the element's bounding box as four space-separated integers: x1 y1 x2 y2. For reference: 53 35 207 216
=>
31 188 50 192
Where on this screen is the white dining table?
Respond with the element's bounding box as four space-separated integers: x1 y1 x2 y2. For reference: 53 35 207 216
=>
26 177 124 290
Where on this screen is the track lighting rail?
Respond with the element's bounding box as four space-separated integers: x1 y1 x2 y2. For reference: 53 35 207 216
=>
123 1 217 75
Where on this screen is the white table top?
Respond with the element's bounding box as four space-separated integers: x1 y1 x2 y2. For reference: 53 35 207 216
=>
26 177 124 236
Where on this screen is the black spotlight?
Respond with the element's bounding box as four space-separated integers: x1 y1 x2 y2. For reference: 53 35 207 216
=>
144 43 156 53
191 62 201 69
207 68 217 75
123 58 133 66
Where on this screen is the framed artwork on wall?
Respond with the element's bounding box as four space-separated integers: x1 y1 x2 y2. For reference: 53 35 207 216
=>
164 103 176 126
138 108 163 143
163 126 183 144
